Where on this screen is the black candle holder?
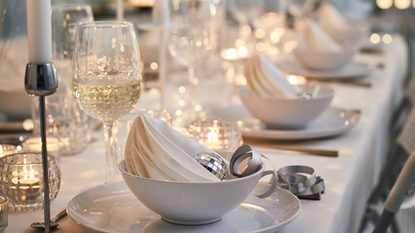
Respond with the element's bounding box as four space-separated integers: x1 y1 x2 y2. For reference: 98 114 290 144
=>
24 63 58 233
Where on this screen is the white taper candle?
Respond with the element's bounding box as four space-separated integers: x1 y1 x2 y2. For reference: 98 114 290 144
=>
26 0 53 64
152 0 170 26
116 0 124 21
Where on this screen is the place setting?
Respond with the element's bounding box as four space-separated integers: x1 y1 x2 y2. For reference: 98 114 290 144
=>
0 0 410 233
208 53 361 142
67 114 313 233
279 2 375 88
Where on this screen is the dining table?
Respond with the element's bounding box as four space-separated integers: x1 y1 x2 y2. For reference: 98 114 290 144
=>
4 34 408 233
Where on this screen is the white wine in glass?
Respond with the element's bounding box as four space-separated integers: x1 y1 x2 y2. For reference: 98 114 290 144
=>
73 21 142 183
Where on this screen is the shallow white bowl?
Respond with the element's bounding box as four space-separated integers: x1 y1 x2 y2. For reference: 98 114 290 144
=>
294 48 356 70
240 84 334 129
119 160 265 225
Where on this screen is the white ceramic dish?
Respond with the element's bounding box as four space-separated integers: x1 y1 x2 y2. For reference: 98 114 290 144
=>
293 48 356 70
120 160 265 225
240 84 334 129
207 106 360 140
285 63 371 80
67 181 301 233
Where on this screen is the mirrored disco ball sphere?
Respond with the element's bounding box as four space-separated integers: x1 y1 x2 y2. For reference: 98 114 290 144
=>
193 152 228 181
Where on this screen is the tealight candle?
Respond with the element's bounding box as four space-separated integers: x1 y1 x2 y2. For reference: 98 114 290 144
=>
0 144 18 157
10 160 41 203
22 137 61 162
205 125 222 150
0 152 61 212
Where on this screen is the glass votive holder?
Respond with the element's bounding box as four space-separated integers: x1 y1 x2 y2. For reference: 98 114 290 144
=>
0 194 9 231
0 144 19 158
0 152 61 212
31 86 89 155
21 137 61 162
187 118 243 152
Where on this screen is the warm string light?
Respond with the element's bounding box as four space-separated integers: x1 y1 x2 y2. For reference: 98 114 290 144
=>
377 0 393 9
370 33 393 45
377 0 413 9
395 0 411 9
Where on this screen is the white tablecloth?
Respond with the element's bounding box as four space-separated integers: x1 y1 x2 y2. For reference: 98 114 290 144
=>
5 35 408 233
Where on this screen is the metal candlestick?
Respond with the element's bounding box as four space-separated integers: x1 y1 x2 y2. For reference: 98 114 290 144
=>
25 63 58 233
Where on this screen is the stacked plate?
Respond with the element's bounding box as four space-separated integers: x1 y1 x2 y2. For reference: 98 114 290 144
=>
207 106 360 141
68 181 301 233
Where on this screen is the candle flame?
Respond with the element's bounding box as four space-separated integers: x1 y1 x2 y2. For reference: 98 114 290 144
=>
208 125 219 143
22 165 37 183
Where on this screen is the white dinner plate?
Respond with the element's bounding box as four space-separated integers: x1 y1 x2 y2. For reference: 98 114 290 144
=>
283 63 371 80
207 106 360 140
68 181 301 233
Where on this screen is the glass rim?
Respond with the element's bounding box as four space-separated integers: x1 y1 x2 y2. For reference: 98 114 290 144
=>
118 109 173 123
0 152 57 166
77 21 134 28
189 118 239 129
51 4 92 11
129 108 172 115
0 144 17 149
24 137 60 144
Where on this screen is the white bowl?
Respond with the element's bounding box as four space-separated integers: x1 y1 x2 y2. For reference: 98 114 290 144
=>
119 160 265 225
240 84 334 129
294 48 356 70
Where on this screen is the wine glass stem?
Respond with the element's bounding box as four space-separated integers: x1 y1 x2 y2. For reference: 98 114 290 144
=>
103 122 116 183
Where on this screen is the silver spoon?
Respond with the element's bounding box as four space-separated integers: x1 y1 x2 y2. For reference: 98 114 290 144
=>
30 209 67 230
297 85 321 99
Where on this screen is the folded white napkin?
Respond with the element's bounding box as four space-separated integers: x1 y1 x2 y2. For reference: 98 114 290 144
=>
318 2 352 40
244 54 300 99
299 20 342 52
125 114 226 182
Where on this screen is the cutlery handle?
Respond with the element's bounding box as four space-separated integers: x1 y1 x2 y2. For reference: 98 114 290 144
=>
309 80 372 88
51 209 67 222
258 144 338 157
0 121 32 133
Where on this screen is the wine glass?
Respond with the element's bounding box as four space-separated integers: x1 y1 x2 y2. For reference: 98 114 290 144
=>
168 0 221 119
51 4 94 154
52 4 94 86
288 0 315 30
73 21 142 183
228 0 264 25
